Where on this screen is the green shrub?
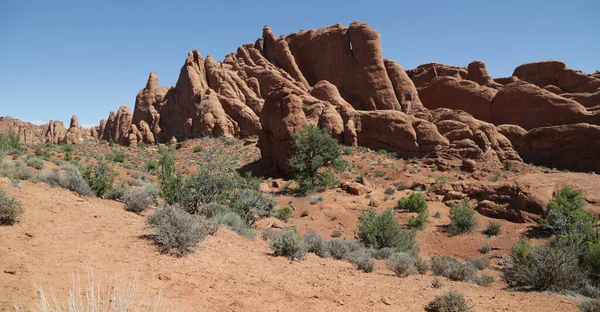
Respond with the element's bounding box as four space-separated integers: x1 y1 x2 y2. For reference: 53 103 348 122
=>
62 144 73 153
123 188 156 214
268 230 306 260
0 130 21 163
449 200 477 234
584 240 600 280
179 165 244 215
503 239 590 293
192 145 203 153
145 160 158 173
146 205 208 257
288 125 341 194
387 252 419 277
26 157 44 170
384 187 395 196
274 207 293 222
357 208 400 249
479 244 492 254
483 220 501 236
303 232 329 258
426 289 472 312
81 162 116 198
0 189 21 225
0 162 32 180
540 185 596 242
211 211 255 239
397 193 427 213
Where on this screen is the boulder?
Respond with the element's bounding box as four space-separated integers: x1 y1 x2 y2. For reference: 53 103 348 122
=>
562 90 600 108
406 63 468 88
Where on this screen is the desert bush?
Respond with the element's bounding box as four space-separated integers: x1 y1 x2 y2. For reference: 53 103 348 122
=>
472 274 495 287
373 247 393 259
26 157 44 170
104 184 127 201
382 186 397 197
274 207 293 222
192 145 203 153
288 125 341 194
483 220 501 236
179 165 244 214
15 270 166 312
123 188 156 214
39 168 93 196
331 229 342 238
303 232 329 258
198 202 228 219
387 252 419 277
579 299 600 312
106 150 125 163
325 239 360 260
504 239 590 293
431 255 476 282
0 162 32 180
540 185 596 242
357 208 400 249
146 204 207 257
230 188 277 224
310 195 325 205
81 162 117 197
431 277 444 289
347 248 375 272
268 230 306 260
157 147 185 204
211 211 255 239
397 192 427 213
479 244 492 254
0 189 21 225
449 200 477 234
426 289 472 312
466 257 489 270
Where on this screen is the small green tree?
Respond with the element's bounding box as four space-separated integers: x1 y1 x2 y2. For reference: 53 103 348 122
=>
449 200 477 234
288 125 341 194
357 208 401 249
157 147 185 205
81 162 117 197
540 185 597 242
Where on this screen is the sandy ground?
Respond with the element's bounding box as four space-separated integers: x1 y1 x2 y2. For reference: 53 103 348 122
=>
0 178 580 311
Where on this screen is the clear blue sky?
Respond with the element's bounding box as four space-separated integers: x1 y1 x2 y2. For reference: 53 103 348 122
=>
1 0 598 127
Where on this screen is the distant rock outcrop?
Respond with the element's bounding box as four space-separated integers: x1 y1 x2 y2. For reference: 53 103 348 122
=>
0 117 45 144
513 61 600 94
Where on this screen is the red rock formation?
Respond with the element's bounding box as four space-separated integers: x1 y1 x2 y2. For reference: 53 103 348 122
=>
132 72 168 133
384 60 425 113
45 121 67 144
284 22 400 111
0 117 45 144
513 61 600 93
562 90 600 108
467 61 502 89
113 106 133 145
418 76 497 121
490 81 599 129
493 76 519 85
406 63 467 88
64 115 81 144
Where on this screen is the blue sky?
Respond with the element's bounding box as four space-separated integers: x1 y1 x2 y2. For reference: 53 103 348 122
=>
1 0 598 127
